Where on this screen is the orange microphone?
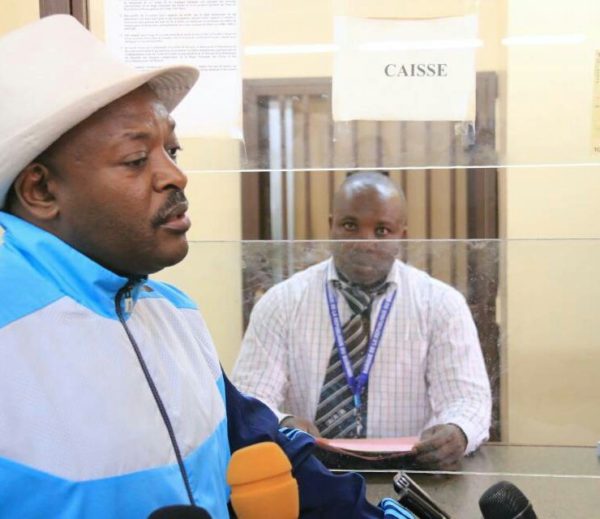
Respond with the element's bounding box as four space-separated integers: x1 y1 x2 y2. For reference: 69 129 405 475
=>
226 442 299 519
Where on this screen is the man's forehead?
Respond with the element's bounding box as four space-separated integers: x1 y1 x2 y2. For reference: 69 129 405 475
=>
94 87 172 127
336 186 401 210
41 87 175 159
60 88 173 145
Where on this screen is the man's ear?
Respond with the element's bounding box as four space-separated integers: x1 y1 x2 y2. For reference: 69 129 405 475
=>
11 162 59 221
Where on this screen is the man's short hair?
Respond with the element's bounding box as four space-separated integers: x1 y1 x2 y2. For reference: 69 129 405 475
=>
346 170 390 178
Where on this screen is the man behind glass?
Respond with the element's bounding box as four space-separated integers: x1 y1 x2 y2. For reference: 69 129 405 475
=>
233 171 492 470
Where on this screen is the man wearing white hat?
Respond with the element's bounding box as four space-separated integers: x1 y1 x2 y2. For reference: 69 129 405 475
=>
0 15 409 519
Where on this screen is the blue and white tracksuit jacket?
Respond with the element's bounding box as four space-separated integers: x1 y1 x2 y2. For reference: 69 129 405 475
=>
0 211 409 519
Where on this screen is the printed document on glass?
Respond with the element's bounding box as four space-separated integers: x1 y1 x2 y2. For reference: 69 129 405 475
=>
333 15 478 122
104 0 242 138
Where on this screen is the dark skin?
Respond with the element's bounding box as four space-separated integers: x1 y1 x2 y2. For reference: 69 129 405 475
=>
329 176 406 286
411 423 468 471
283 173 468 469
7 86 190 277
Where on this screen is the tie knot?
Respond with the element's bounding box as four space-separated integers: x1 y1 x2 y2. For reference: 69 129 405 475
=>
333 280 376 315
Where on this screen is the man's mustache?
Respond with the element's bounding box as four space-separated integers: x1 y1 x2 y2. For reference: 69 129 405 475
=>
151 190 188 227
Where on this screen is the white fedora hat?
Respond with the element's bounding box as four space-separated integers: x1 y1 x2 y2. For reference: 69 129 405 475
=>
0 14 199 207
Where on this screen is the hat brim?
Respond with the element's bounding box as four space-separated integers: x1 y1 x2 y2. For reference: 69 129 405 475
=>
143 65 200 113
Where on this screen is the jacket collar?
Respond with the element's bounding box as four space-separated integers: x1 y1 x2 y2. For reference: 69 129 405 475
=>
0 211 145 319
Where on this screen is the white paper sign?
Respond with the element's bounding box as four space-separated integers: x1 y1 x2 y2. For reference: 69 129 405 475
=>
332 15 478 122
104 0 242 138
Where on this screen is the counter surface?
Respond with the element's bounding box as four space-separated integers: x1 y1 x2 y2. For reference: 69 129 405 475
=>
359 444 600 518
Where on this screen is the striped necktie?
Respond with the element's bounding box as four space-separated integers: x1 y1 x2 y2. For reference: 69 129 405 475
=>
314 280 374 438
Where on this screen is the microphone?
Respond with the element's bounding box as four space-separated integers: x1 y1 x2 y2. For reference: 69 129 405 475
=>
479 481 537 519
226 441 299 519
393 471 450 518
148 505 212 518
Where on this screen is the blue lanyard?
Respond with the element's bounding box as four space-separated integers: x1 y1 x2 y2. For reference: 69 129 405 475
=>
325 281 397 411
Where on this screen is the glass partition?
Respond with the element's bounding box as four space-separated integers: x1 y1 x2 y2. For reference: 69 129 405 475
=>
155 237 600 478
88 0 600 485
1 0 598 513
239 0 600 172
88 0 600 171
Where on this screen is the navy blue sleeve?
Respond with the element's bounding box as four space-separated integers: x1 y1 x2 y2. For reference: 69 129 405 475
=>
223 372 384 519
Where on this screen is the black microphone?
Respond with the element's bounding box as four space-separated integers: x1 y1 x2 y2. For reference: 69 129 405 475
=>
148 505 212 518
479 481 537 519
393 471 450 518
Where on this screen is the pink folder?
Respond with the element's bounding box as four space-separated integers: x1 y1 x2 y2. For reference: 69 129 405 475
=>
315 436 419 460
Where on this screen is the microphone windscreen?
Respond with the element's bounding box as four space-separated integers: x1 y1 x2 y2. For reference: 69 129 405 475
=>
148 505 212 518
479 481 537 519
226 441 299 519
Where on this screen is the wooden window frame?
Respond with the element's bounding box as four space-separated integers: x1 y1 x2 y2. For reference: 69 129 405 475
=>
39 0 88 27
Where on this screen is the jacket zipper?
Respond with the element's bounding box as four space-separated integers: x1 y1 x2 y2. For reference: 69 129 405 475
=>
115 281 196 506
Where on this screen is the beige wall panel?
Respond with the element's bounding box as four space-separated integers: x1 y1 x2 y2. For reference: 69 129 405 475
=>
89 0 105 38
157 241 243 374
503 0 600 444
504 0 600 166
243 0 505 79
506 168 600 240
242 0 333 79
334 0 478 19
0 1 39 35
505 241 600 444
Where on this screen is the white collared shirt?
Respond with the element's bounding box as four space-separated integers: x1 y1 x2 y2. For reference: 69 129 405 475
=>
232 258 491 453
